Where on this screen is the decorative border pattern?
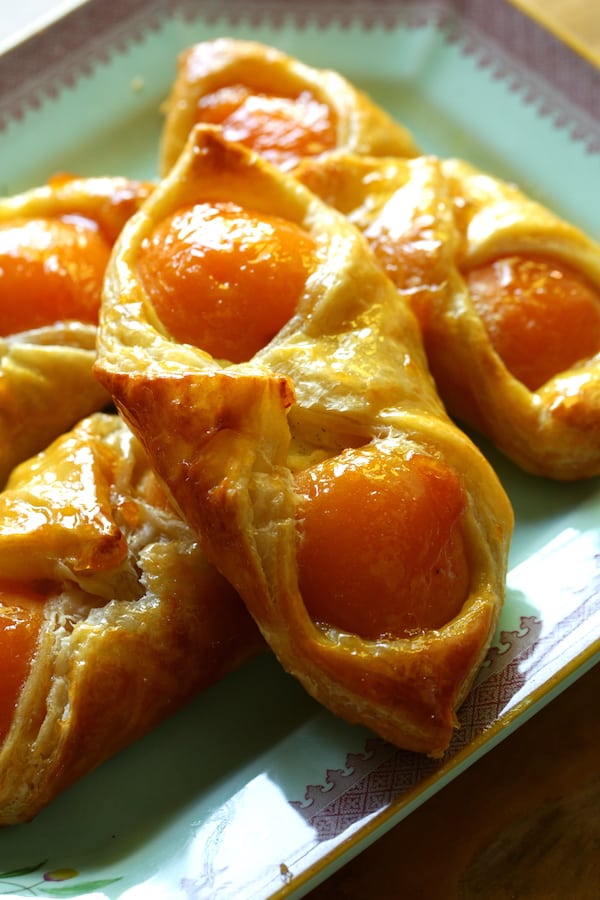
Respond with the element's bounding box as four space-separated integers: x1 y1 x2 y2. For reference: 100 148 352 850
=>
0 0 598 152
291 545 600 842
0 4 598 897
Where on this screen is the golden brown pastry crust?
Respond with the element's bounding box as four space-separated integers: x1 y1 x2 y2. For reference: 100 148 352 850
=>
158 37 420 177
0 175 153 486
0 412 262 826
437 158 600 480
297 151 600 480
95 125 513 757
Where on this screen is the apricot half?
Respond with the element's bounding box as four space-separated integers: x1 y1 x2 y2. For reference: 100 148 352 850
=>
295 446 470 640
0 216 112 336
0 582 49 742
137 200 318 363
194 84 336 170
467 254 600 391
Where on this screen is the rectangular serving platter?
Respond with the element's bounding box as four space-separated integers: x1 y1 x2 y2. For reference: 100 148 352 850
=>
0 2 598 898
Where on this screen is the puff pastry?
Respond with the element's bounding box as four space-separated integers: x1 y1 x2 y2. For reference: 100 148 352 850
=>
0 411 262 826
297 151 600 480
0 174 152 486
158 37 420 177
95 125 513 757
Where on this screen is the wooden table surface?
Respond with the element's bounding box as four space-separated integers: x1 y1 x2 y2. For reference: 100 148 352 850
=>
307 2 600 897
308 664 600 899
512 0 600 63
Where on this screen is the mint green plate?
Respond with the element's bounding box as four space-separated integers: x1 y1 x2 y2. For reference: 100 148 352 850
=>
0 2 598 898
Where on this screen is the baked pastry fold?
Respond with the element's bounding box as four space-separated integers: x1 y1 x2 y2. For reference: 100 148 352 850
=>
159 37 420 177
95 125 513 757
0 175 152 485
296 151 600 480
0 411 262 826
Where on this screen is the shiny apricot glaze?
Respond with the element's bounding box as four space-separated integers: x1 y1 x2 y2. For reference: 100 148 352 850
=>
466 254 600 392
295 447 470 641
0 216 112 336
194 84 336 170
137 200 318 363
0 581 49 742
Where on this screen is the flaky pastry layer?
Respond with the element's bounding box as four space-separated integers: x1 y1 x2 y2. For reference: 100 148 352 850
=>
296 151 600 480
0 175 153 486
159 37 420 177
0 412 262 825
95 126 513 757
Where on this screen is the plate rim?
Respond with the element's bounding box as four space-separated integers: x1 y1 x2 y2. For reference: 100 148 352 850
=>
0 3 598 898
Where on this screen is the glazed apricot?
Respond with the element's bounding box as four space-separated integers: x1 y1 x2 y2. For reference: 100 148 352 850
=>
0 582 48 742
295 447 470 640
195 84 336 170
467 255 600 391
0 216 112 336
137 200 318 363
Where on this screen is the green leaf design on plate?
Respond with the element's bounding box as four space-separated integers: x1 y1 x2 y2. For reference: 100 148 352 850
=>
40 878 122 897
0 861 47 878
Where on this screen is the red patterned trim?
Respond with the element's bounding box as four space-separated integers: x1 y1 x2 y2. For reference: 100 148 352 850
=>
290 545 600 842
289 611 578 841
0 0 598 152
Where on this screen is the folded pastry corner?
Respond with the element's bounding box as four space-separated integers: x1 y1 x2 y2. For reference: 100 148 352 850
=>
0 411 262 826
95 125 513 757
158 37 420 177
437 158 600 480
0 174 153 486
297 150 600 480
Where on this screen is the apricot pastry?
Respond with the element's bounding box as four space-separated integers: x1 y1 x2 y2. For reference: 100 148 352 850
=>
439 158 600 480
95 125 513 757
297 151 600 480
158 37 419 177
0 411 262 825
0 173 153 486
